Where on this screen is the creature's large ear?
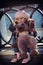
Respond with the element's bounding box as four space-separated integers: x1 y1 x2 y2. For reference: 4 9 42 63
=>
28 19 35 28
27 18 34 23
24 18 30 27
25 18 35 28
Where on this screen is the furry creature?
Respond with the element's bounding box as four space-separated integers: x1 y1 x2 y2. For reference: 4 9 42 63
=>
10 23 38 63
15 22 38 56
11 22 38 63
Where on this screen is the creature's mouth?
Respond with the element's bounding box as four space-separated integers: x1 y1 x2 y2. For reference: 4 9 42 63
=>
18 27 24 32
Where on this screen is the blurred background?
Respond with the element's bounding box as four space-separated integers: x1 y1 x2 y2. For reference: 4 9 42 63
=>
0 1 43 64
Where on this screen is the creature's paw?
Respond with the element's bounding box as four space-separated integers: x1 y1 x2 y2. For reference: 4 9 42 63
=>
22 53 31 64
11 58 17 62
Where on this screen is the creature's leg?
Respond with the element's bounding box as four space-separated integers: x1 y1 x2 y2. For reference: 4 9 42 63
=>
28 37 39 56
18 40 28 59
16 52 21 60
21 52 31 64
17 40 31 63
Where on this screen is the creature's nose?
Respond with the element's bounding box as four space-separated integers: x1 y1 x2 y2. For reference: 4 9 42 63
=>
15 21 18 25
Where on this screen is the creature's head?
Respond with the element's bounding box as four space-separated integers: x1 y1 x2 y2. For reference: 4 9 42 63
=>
16 22 29 33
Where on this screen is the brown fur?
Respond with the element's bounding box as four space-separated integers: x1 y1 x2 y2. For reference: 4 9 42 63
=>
13 22 38 59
